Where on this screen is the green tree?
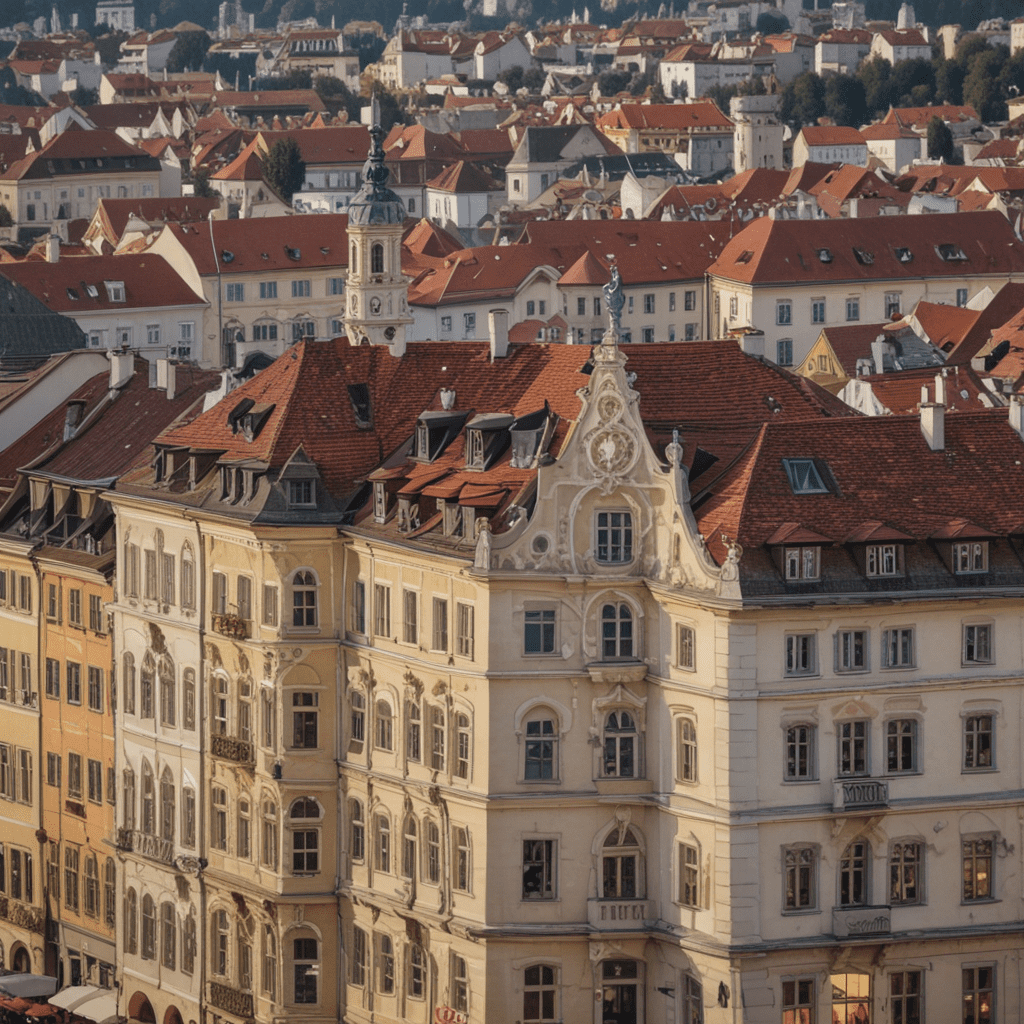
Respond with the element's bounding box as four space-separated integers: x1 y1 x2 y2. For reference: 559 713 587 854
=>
780 71 826 126
0 204 12 227
755 10 789 34
69 85 98 105
167 30 211 73
191 166 215 198
371 86 409 133
263 138 306 202
890 56 935 106
498 65 524 91
90 30 127 66
523 66 546 92
926 116 954 161
963 47 1007 121
313 75 361 121
857 56 894 115
935 57 965 104
598 69 631 95
824 74 867 127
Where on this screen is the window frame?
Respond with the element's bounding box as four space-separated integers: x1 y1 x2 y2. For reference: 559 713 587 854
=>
885 717 918 775
881 626 915 669
837 719 870 777
782 845 817 913
676 623 695 671
524 607 556 656
962 835 995 903
963 712 995 772
676 718 698 784
838 838 870 908
784 723 816 782
835 628 868 673
595 510 634 565
963 622 993 666
888 840 923 906
784 632 817 677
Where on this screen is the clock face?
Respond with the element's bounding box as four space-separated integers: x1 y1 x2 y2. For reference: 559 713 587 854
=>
370 296 382 315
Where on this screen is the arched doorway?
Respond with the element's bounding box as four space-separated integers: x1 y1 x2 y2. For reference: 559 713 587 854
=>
128 992 156 1024
11 945 30 972
163 1006 184 1024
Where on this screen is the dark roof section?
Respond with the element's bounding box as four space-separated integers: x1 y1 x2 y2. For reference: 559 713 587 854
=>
0 274 87 359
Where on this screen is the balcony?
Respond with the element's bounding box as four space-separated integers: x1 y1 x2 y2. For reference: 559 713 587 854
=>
832 905 891 938
833 778 888 812
123 829 174 866
209 982 253 1018
0 896 44 934
588 898 650 931
211 613 250 640
211 734 255 766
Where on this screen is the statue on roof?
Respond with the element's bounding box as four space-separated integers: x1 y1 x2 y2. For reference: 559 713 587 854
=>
602 263 624 344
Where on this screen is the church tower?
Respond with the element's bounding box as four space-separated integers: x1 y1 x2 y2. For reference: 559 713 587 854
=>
344 108 413 356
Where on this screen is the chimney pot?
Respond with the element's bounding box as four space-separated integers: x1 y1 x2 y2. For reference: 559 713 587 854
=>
920 402 944 451
107 348 133 391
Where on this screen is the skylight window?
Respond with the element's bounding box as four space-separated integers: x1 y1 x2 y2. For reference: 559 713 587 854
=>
286 246 301 261
782 458 830 495
735 250 754 264
221 250 234 263
66 287 79 300
894 247 913 263
818 248 832 263
936 243 967 262
83 283 99 299
852 247 874 265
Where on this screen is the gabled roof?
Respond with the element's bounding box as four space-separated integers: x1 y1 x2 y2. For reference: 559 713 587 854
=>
211 90 327 112
875 29 929 46
798 125 866 147
0 125 160 182
558 249 609 286
596 100 732 132
817 322 905 376
85 197 220 249
883 104 979 130
852 365 995 416
211 138 267 181
424 160 502 193
256 126 371 165
403 218 464 259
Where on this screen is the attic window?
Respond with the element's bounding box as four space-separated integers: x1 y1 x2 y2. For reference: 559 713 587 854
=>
465 413 513 471
817 248 832 263
852 247 874 266
735 250 754 264
221 250 234 263
936 243 967 262
286 246 301 261
782 458 830 495
66 287 79 300
346 384 372 429
894 247 913 263
84 283 99 299
287 479 315 507
104 280 126 302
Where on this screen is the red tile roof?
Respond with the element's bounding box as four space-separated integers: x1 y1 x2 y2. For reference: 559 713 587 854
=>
256 126 371 165
0 126 159 182
596 100 732 132
883 104 979 130
559 249 609 286
424 160 501 193
798 125 866 147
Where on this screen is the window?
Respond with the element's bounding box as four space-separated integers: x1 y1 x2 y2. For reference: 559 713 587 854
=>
292 691 318 749
432 597 448 651
399 815 418 879
375 700 393 751
601 603 633 659
291 279 311 298
261 584 278 628
846 298 860 321
596 511 633 563
141 894 158 960
69 588 82 626
88 759 103 803
236 575 252 621
886 719 917 773
161 903 176 970
777 338 793 366
212 572 227 614
105 280 126 302
374 583 391 637
808 298 824 324
957 287 969 307
783 846 816 911
262 800 279 869
408 944 425 1000
464 313 475 333
524 713 556 780
889 841 921 905
426 820 441 883
524 609 555 654
290 799 320 874
777 301 792 325
453 826 471 891
350 927 367 987
125 889 137 953
402 589 417 643
885 291 901 318
784 546 819 581
866 543 898 577
377 934 394 994
212 910 228 975
963 837 994 901
526 301 535 316
257 280 278 300
64 846 80 911
455 713 471 779
677 719 697 783
838 720 868 776
964 623 992 664
235 798 250 859
349 799 364 862
882 627 915 668
602 710 637 777
456 603 474 659
212 676 227 736
88 593 104 631
523 964 557 1023
964 714 993 770
839 839 869 906
441 315 452 333
370 243 385 275
602 827 642 898
785 633 816 676
226 282 245 302
406 700 421 762
351 690 365 745
522 839 555 900
431 705 446 770
352 580 366 633
159 768 174 841
45 659 60 700
104 858 116 928
962 966 994 1024
68 752 82 798
676 623 695 671
292 571 317 627
451 955 469 1013
836 629 867 672
643 293 655 314
953 541 988 574
183 787 196 848
46 752 61 789
679 842 700 907
785 724 815 781
211 787 227 851
376 815 391 873
782 459 828 494
183 669 196 731
328 277 344 296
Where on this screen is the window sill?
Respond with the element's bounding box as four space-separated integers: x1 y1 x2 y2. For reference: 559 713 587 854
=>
961 767 998 775
519 778 561 786
961 897 1000 906
782 777 819 785
781 907 821 917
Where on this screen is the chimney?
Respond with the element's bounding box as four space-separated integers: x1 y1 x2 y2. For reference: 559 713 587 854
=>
488 308 509 359
934 369 947 406
870 335 886 374
156 358 176 399
45 234 59 262
1009 394 1024 441
738 330 764 358
920 401 944 451
108 347 133 391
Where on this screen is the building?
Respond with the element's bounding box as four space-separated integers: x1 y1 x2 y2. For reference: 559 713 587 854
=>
706 210 1024 367
814 28 872 76
731 94 784 173
869 28 932 64
860 123 922 175
504 125 621 205
95 0 135 32
792 126 868 168
659 43 776 100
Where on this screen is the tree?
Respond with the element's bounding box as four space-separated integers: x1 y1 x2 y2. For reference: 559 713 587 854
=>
597 69 631 96
191 167 215 198
69 85 98 105
963 47 1007 121
0 204 12 227
263 138 305 202
857 56 894 115
523 66 546 92
313 75 361 122
498 65 524 92
166 30 211 73
755 11 789 34
926 116 954 161
935 57 965 104
824 74 867 127
890 56 935 107
780 71 826 126
371 86 409 133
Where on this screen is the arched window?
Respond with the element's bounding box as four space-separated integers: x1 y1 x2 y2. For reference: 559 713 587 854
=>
261 800 279 870
159 657 175 726
212 909 229 976
455 712 471 779
290 798 320 874
351 243 357 274
237 797 251 859
83 855 99 917
160 903 176 970
523 708 558 780
602 711 637 777
122 767 136 830
103 858 115 927
141 894 156 959
123 652 136 715
601 603 633 659
523 964 558 1024
677 719 697 783
140 652 155 719
349 799 365 862
840 839 869 907
261 925 277 999
141 761 155 834
376 814 391 873
601 827 644 899
182 914 196 975
371 242 384 275
160 767 175 843
375 700 393 751
180 543 195 610
425 819 441 883
402 816 417 879
183 668 196 731
125 888 138 954
293 935 319 1004
291 571 317 628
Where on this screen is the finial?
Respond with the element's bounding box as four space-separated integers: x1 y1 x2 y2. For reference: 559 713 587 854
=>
601 258 624 347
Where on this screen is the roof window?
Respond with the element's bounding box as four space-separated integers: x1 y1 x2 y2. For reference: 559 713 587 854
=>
66 287 79 300
104 280 125 302
83 283 99 299
936 243 967 262
221 249 234 263
286 246 301 261
735 250 754 264
894 246 913 263
852 247 874 265
465 412 513 470
782 458 830 495
346 383 372 429
415 411 469 463
817 248 832 263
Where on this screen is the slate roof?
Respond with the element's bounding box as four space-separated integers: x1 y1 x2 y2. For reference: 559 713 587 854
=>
510 124 622 165
0 274 87 357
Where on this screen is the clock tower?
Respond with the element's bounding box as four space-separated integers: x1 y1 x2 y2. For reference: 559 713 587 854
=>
343 109 413 356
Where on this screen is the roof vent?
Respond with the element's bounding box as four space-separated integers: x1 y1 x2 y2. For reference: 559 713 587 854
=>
221 249 234 263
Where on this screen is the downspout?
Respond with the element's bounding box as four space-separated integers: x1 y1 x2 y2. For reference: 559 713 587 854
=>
208 211 223 367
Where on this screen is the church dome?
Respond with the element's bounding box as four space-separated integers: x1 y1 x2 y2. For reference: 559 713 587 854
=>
347 122 406 227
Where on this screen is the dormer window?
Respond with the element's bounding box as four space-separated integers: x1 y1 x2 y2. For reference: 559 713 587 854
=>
464 413 512 471
467 429 484 469
105 280 126 302
443 502 463 538
373 482 387 523
782 459 830 495
288 480 315 507
953 541 987 574
852 247 873 265
866 544 899 577
784 546 819 581
894 247 913 263
414 411 469 463
817 248 832 263
936 243 967 262
416 424 428 458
